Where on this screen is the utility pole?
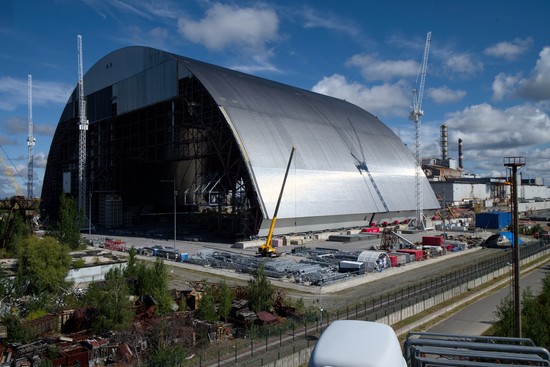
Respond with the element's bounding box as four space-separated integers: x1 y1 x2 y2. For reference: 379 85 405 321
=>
504 156 525 338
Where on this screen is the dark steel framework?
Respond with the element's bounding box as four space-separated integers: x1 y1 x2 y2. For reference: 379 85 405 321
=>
42 71 261 237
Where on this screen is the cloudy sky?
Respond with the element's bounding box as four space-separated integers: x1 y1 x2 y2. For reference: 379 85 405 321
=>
0 0 549 198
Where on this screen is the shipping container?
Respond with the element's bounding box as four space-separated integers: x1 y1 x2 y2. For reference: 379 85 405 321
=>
338 260 366 274
396 249 424 261
422 235 444 246
475 212 511 230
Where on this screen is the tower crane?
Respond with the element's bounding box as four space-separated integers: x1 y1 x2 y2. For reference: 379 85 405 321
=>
27 74 35 199
77 34 88 213
409 31 431 230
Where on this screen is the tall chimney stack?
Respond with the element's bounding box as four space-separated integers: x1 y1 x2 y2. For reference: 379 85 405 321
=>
458 138 464 170
441 124 448 163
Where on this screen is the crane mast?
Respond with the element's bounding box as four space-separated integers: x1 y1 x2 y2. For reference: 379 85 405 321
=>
77 35 88 213
409 31 431 230
27 74 35 199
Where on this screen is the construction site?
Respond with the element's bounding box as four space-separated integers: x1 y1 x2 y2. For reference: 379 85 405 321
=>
1 33 550 366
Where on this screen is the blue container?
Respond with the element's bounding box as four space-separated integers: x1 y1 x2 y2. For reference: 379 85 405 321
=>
475 212 512 230
179 252 189 262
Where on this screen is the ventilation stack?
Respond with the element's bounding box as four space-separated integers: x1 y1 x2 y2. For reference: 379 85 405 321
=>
458 138 464 170
440 124 448 163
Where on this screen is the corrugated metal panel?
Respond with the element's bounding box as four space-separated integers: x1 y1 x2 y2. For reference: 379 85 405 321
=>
77 46 440 235
114 58 177 115
180 55 440 221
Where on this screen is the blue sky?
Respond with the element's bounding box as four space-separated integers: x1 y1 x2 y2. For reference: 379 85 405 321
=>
0 0 549 198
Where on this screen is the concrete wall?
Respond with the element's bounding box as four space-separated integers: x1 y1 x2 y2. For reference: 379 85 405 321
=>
65 262 127 285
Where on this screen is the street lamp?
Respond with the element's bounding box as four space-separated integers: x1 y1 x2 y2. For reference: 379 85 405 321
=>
161 179 177 256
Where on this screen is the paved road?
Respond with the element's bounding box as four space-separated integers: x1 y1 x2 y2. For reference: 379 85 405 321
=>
427 262 550 335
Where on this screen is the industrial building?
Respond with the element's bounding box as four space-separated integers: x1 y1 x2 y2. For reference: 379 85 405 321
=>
42 46 440 238
423 124 550 214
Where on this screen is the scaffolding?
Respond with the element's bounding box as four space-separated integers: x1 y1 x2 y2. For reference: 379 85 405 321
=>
77 67 260 235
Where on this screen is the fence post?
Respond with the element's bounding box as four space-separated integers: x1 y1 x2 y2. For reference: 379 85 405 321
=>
251 336 254 357
234 343 237 363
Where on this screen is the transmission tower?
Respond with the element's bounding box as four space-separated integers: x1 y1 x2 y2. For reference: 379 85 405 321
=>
77 35 88 212
27 74 35 199
409 31 431 230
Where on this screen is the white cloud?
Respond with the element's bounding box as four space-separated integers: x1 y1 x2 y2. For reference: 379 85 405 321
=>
445 103 550 149
299 7 359 36
427 86 466 104
517 47 550 101
178 3 280 54
346 54 418 82
0 76 72 111
442 103 550 181
33 152 48 169
492 72 520 101
484 37 533 60
493 47 550 102
443 53 483 77
311 74 410 117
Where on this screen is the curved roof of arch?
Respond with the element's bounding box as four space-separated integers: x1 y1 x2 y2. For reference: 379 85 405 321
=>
83 46 440 234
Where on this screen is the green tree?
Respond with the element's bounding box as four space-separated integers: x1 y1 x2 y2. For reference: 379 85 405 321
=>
522 287 549 347
146 345 187 367
2 314 33 343
492 273 550 349
57 194 82 250
15 236 71 295
492 296 514 338
132 258 173 315
247 263 275 312
218 281 234 321
82 266 133 333
145 320 188 366
198 285 218 323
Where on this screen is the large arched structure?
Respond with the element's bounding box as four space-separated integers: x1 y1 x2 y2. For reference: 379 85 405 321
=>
42 46 439 237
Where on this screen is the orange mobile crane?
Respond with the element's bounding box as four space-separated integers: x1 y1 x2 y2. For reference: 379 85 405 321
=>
258 146 296 257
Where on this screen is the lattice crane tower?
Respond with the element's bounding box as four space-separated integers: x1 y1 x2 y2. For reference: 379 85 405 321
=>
77 35 88 212
27 75 35 199
409 31 431 230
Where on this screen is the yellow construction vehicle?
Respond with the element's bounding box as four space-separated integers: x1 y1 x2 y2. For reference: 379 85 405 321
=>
258 146 296 257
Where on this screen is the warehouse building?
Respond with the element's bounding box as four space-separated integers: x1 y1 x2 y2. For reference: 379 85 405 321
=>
42 46 440 238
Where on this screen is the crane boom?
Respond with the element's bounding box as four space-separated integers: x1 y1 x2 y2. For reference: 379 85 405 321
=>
258 146 296 257
0 149 24 197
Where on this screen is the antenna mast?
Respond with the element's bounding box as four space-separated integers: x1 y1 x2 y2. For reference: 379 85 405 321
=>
77 35 88 212
27 75 35 199
409 31 431 230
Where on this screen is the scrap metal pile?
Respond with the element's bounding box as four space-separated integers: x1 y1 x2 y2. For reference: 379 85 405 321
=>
190 247 377 286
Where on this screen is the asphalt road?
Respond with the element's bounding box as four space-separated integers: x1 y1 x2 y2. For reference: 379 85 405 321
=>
426 262 550 335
